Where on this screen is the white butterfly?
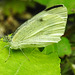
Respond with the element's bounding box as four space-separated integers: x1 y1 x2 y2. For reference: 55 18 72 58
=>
9 5 67 49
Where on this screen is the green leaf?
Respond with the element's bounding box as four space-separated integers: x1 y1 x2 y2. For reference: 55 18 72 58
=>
55 37 72 57
42 44 56 55
43 37 72 57
0 39 61 75
34 0 75 14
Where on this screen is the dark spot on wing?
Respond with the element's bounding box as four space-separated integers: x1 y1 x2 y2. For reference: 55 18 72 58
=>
45 5 63 11
39 18 43 21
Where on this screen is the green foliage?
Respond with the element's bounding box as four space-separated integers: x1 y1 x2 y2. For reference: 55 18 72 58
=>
34 0 75 14
55 37 72 57
34 0 50 5
70 34 75 42
43 44 55 55
61 50 75 75
0 39 61 75
43 37 72 57
1 0 35 15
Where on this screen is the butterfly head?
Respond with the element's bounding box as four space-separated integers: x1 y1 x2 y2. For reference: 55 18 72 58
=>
2 34 13 43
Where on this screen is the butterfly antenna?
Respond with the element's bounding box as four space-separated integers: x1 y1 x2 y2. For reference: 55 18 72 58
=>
5 47 11 62
20 49 30 61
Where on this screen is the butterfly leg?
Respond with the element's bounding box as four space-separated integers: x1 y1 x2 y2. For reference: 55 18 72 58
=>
5 47 11 62
20 48 30 61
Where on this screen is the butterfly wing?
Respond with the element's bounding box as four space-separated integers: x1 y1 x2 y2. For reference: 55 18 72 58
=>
10 5 67 49
46 5 67 21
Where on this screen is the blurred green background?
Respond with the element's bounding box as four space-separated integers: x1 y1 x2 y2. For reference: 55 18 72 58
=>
0 0 75 75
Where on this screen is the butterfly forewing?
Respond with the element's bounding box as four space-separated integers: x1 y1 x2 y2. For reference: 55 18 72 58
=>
46 5 67 21
10 5 67 49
